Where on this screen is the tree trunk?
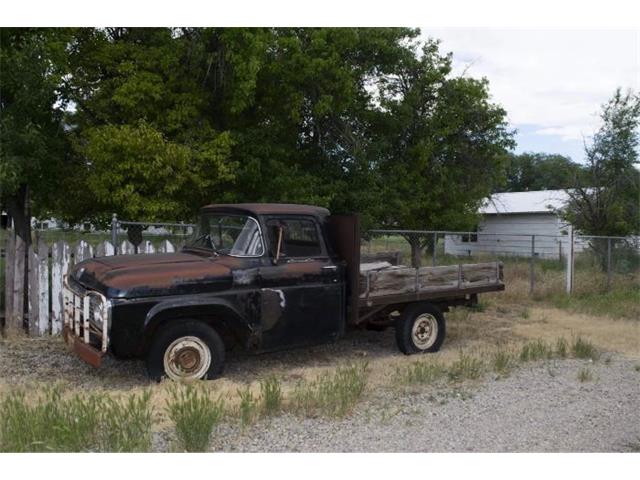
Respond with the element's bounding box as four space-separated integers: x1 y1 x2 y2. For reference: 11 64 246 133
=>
4 184 31 330
405 234 423 268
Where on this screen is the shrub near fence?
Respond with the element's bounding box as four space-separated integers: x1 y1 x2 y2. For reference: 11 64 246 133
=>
2 236 179 336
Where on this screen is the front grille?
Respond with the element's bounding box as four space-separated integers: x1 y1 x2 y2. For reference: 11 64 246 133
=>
63 276 109 352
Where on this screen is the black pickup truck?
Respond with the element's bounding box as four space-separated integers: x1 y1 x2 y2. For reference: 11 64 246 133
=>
63 204 504 381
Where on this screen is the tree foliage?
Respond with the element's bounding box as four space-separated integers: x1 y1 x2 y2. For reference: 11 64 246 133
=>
563 88 640 237
4 27 516 254
501 152 586 192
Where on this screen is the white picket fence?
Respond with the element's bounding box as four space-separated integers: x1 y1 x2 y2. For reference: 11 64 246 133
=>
3 236 178 336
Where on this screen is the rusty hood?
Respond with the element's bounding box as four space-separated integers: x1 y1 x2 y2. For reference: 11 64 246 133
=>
71 251 235 299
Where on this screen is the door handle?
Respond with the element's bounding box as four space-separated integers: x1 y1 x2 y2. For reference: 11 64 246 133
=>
322 265 338 272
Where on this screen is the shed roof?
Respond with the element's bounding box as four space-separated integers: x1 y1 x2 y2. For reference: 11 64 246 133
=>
480 190 568 215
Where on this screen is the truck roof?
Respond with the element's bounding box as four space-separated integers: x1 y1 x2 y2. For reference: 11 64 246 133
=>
201 203 330 218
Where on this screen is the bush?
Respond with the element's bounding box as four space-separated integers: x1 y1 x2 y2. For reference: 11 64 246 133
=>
166 384 225 452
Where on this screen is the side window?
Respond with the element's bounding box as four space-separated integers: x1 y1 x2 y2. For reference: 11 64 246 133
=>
267 218 323 258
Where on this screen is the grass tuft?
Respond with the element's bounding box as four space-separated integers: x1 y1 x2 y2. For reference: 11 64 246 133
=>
396 360 446 385
555 337 568 358
571 336 600 361
577 367 593 382
259 375 283 416
237 386 259 428
293 363 368 418
491 349 516 377
165 384 225 452
447 352 484 382
519 339 553 362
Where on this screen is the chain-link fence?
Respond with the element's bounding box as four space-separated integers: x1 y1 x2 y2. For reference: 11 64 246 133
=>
363 229 640 301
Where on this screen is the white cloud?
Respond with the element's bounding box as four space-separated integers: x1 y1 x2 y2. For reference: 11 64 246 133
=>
422 29 639 144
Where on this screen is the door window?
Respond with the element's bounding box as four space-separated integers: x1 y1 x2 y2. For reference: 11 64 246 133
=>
267 218 323 258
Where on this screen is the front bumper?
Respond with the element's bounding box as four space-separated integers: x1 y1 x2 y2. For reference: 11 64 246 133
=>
63 325 104 367
62 276 110 368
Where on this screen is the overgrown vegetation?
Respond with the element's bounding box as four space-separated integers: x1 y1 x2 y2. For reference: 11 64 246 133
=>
292 363 369 418
165 384 225 452
0 387 153 452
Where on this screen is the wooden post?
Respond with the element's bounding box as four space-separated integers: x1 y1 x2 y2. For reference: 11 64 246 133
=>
4 233 15 327
606 237 612 291
96 240 115 257
529 235 535 295
12 235 26 330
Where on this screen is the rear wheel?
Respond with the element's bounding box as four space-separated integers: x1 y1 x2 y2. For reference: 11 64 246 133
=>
146 320 225 381
395 303 446 354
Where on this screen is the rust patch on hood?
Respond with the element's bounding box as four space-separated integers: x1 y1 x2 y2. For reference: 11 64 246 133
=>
73 252 235 298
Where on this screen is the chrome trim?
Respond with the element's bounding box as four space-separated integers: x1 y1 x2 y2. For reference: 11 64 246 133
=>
63 275 110 353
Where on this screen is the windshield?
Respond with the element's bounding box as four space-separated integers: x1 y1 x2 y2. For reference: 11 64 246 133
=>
186 213 264 256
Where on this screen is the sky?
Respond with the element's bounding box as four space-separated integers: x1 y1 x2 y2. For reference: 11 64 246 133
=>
424 29 639 163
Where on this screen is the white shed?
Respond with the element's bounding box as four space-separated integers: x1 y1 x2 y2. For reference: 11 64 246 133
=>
444 190 580 259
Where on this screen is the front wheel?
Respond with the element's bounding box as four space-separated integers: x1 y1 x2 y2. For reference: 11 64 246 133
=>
146 320 225 381
395 303 446 354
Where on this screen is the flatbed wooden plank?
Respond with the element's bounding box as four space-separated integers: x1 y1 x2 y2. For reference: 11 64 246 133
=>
359 261 502 300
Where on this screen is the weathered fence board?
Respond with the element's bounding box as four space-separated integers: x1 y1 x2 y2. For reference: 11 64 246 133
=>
3 237 177 336
28 240 50 336
158 239 175 253
96 240 115 257
51 241 70 335
120 240 135 255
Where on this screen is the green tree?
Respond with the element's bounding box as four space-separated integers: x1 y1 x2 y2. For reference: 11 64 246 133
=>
502 152 586 192
60 28 237 224
0 28 71 242
563 88 640 236
562 88 640 270
370 39 515 266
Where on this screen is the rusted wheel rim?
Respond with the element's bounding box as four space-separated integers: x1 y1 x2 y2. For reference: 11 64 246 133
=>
163 336 211 380
411 313 438 350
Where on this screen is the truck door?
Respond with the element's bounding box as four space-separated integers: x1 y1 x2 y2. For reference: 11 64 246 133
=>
258 216 344 350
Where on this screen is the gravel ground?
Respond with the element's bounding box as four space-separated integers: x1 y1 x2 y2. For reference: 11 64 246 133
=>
1 311 639 452
210 357 640 453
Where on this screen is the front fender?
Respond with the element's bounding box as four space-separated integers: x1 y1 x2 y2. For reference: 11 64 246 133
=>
142 293 259 352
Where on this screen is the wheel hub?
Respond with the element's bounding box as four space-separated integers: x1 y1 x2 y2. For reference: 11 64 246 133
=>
163 336 212 380
411 313 438 350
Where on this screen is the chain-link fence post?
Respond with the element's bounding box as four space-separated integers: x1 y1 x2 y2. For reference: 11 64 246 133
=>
529 234 535 295
566 226 574 294
607 237 612 291
432 232 437 266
